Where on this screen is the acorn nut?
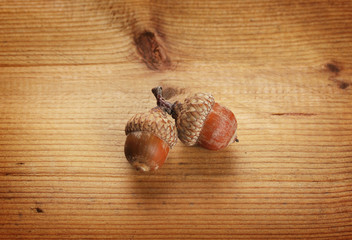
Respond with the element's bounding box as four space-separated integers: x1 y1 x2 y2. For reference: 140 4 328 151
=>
124 107 177 172
152 86 238 151
172 93 238 150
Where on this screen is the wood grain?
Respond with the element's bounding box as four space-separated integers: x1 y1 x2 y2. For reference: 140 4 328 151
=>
0 0 352 239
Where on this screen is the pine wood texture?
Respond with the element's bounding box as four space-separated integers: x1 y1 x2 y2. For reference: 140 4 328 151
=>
1 0 352 239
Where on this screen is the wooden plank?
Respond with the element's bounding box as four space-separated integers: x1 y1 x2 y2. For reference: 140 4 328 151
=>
0 0 351 239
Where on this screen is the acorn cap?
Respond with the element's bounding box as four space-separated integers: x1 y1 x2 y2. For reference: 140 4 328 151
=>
172 93 215 146
125 107 177 148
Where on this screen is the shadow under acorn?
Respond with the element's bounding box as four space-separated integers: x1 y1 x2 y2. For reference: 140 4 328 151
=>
167 143 240 177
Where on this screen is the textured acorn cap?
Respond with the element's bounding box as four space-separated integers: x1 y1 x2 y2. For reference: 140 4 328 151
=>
125 107 177 148
172 93 215 146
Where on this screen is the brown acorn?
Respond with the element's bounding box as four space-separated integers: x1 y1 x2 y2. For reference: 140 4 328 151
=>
152 87 238 151
124 107 177 171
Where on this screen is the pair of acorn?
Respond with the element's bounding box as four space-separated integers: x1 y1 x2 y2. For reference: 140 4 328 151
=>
124 87 238 172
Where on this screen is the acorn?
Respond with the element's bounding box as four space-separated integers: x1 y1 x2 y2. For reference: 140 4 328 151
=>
152 87 238 151
124 107 177 172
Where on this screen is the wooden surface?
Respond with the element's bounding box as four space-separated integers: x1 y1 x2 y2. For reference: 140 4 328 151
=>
1 0 352 239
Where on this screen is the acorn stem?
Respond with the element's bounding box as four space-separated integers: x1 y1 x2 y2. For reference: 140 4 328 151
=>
152 86 175 116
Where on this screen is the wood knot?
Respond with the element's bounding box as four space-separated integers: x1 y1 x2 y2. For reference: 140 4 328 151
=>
326 62 341 74
162 87 186 100
134 31 171 71
338 81 349 89
34 207 44 213
324 61 349 90
331 78 350 89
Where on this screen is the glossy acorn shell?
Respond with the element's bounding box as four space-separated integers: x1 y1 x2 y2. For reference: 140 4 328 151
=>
197 103 237 150
124 131 169 171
